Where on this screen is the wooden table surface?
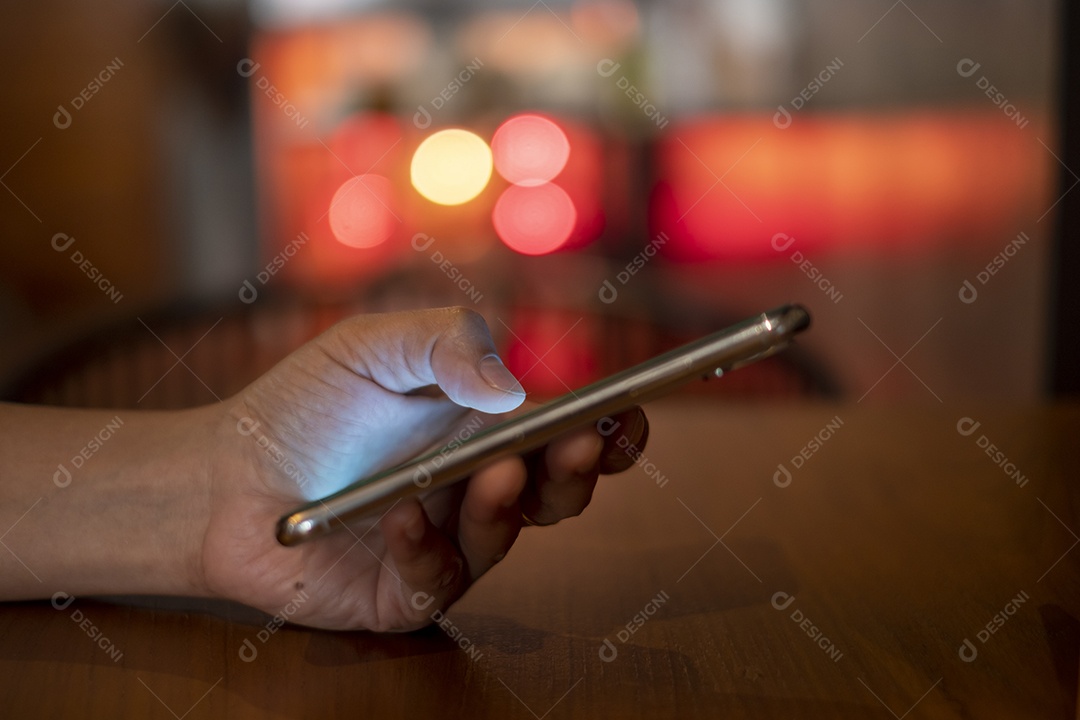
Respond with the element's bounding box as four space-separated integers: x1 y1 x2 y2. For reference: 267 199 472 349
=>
2 402 1078 719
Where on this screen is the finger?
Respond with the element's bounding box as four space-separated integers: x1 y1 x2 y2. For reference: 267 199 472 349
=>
519 425 603 526
327 307 526 414
596 407 649 474
381 499 466 630
456 456 527 580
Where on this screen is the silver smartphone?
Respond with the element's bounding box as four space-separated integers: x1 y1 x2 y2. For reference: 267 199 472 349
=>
276 304 811 546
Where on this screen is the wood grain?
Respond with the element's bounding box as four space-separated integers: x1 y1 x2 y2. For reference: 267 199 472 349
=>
0 402 1077 719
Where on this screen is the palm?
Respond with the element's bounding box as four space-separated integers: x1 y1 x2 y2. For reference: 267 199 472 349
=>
202 338 476 630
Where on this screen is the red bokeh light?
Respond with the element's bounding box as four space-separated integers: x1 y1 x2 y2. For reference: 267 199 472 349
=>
492 183 577 255
492 114 571 186
650 114 1047 261
328 174 397 249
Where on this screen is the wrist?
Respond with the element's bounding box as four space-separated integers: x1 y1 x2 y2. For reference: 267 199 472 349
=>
0 403 220 600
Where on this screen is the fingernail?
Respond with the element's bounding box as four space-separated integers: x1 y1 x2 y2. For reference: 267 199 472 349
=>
479 355 526 396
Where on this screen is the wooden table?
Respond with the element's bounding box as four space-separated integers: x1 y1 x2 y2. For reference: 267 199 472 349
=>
1 403 1077 718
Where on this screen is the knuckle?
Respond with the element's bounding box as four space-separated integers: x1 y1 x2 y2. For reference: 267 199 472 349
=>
443 305 485 332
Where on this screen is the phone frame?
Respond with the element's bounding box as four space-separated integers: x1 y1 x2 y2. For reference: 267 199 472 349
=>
276 304 811 546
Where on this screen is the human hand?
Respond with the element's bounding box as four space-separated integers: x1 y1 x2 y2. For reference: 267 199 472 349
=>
199 308 648 631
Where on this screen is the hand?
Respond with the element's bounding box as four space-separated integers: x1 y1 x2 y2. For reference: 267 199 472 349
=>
200 308 648 631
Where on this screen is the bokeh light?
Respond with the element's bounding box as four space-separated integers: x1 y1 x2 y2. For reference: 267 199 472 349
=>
328 174 397 248
410 129 493 205
492 183 577 255
492 114 571 186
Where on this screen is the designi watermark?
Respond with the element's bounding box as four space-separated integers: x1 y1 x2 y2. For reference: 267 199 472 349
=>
774 58 844 129
414 58 484 129
599 590 670 662
239 232 308 304
771 591 843 662
237 59 310 130
412 414 487 488
772 233 842 304
54 415 124 487
958 590 1030 662
51 233 123 304
239 589 310 662
237 417 310 491
598 232 668 304
411 591 483 660
53 57 124 130
597 416 668 488
958 231 1028 305
411 234 483 304
774 415 844 488
956 417 1028 488
51 592 124 662
957 59 1030 130
597 59 669 130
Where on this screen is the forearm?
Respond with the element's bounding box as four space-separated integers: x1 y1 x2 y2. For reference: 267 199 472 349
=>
0 402 215 600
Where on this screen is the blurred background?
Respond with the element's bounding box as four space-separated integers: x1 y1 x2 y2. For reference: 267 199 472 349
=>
0 0 1062 408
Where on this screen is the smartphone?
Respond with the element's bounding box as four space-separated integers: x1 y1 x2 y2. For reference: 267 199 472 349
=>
276 304 811 546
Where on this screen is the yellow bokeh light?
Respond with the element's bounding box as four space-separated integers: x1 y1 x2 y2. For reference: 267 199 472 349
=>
410 129 493 205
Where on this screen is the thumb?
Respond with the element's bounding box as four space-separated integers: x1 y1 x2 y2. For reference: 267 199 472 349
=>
427 309 527 413
331 307 527 414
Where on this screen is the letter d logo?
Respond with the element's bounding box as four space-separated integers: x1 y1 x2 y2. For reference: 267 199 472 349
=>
239 638 259 662
599 638 618 662
596 417 621 437
53 105 72 130
771 233 795 252
410 591 436 611
51 233 75 252
239 279 258 304
773 463 792 488
956 58 981 78
596 59 621 78
51 591 75 610
236 58 261 78
771 591 795 611
956 417 981 437
773 105 792 129
411 232 435 251
54 463 72 488
236 417 260 436
958 279 978 304
413 466 432 489
413 105 432 130
598 279 618 304
958 638 978 662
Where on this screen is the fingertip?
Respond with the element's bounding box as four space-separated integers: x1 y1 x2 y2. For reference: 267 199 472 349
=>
599 407 648 474
550 427 604 478
465 456 527 522
458 457 526 579
472 356 527 413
